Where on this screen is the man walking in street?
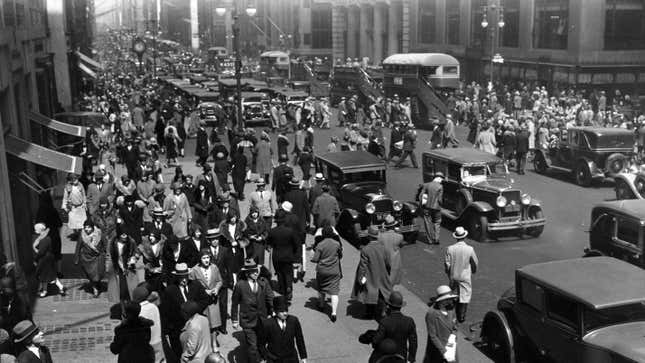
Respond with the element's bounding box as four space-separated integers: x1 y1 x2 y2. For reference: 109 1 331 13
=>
259 296 308 363
444 226 479 323
515 123 530 175
369 291 417 363
395 127 418 168
418 172 444 245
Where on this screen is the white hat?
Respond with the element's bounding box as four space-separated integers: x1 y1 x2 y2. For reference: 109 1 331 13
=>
34 223 47 234
452 226 468 239
433 285 458 304
281 201 293 212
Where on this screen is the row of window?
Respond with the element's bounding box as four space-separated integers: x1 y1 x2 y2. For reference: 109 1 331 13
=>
418 0 645 51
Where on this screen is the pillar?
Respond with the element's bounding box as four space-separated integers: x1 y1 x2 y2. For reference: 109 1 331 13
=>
401 0 410 52
347 6 359 59
225 11 233 52
359 5 370 61
190 0 199 53
388 2 400 55
373 3 385 63
47 0 72 108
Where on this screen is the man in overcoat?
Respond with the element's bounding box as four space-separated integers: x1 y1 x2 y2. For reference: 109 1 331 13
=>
444 226 478 323
311 184 340 229
379 216 404 286
195 121 209 166
351 226 392 321
418 172 444 245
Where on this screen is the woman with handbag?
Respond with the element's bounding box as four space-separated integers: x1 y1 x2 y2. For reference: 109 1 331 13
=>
189 250 223 351
75 220 105 298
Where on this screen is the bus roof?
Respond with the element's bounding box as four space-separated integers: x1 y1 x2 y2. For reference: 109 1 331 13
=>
260 50 289 58
383 53 459 67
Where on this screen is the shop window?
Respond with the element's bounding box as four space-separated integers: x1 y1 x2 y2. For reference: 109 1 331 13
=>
418 0 436 43
446 0 460 45
604 0 645 50
533 0 569 49
501 0 520 47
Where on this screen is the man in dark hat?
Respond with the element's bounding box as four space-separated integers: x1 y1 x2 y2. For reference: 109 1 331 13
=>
379 215 404 285
86 172 115 216
388 121 403 163
206 228 232 334
12 320 53 363
417 172 444 245
267 210 300 301
259 296 308 362
195 163 223 198
145 207 174 242
195 120 209 166
231 260 274 363
272 154 294 204
118 194 144 243
352 226 392 321
370 291 418 363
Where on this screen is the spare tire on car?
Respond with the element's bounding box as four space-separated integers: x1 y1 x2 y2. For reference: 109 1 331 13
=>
606 153 627 175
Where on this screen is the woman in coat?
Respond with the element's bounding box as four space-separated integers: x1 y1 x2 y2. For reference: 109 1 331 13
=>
189 250 223 348
33 223 66 298
254 133 273 183
218 212 246 250
474 123 497 155
61 173 87 237
311 226 343 322
230 148 247 200
137 231 165 292
163 182 192 239
91 197 118 244
36 191 63 279
107 228 141 302
75 220 105 298
192 180 214 232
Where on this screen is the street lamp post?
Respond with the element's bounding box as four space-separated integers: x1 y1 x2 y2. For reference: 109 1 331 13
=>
216 3 257 131
145 19 160 78
481 2 505 89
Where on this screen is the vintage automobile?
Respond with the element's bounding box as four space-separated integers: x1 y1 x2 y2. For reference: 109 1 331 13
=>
197 102 225 127
613 164 645 200
480 257 645 363
584 199 645 268
533 127 635 187
422 148 545 242
241 91 271 125
314 151 418 246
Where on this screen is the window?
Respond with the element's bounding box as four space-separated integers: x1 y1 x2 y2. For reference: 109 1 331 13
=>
418 0 436 43
303 33 312 46
446 0 460 44
615 217 640 247
311 5 332 49
569 130 578 146
520 278 545 312
501 0 520 47
546 291 579 330
448 164 461 180
533 0 569 49
604 0 645 50
470 0 487 47
3 0 14 27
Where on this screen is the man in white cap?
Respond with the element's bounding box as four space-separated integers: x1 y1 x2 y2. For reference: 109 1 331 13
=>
444 226 478 323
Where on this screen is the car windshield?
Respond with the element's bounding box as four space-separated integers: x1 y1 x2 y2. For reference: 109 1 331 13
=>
585 133 634 149
342 170 385 183
584 302 645 332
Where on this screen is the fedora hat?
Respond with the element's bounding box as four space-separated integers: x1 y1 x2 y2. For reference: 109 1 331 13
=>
367 225 380 239
241 259 259 272
172 263 190 276
288 176 300 186
256 178 266 186
434 171 445 179
433 285 458 304
314 173 325 181
152 207 166 217
452 226 468 239
386 291 405 308
205 228 221 239
383 215 399 229
12 320 39 344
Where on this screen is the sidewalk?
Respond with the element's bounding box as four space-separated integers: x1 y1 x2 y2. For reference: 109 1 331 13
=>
34 151 490 362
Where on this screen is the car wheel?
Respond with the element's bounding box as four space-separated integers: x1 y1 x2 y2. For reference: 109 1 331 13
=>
533 153 547 174
615 179 634 200
526 208 544 238
606 153 626 175
574 162 592 187
481 312 516 363
468 214 488 242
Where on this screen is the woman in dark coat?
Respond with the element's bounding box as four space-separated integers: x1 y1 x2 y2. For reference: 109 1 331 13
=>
75 220 105 298
110 301 155 363
230 148 247 200
36 192 63 277
297 146 314 184
244 206 269 265
193 180 214 232
91 197 118 244
311 226 343 322
33 223 65 298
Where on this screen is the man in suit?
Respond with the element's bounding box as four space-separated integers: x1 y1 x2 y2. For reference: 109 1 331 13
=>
118 195 144 243
231 261 274 363
370 291 417 363
443 114 459 148
387 121 403 163
86 172 115 215
183 225 204 267
379 216 405 286
161 263 209 358
311 184 340 229
272 155 293 204
195 121 210 166
417 172 444 245
515 123 530 175
267 210 300 301
248 179 274 228
145 207 174 242
162 235 198 275
259 296 308 363
444 226 479 323
308 173 325 209
395 127 418 168
206 228 233 334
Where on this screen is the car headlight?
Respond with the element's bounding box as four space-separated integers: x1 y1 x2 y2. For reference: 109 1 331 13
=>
521 194 531 205
365 203 376 214
496 195 507 208
393 201 402 212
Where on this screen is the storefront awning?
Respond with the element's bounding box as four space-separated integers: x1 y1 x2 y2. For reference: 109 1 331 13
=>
76 51 104 70
5 135 82 174
78 62 97 79
29 111 86 138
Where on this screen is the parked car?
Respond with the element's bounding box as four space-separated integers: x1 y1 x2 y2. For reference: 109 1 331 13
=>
241 91 271 125
315 151 418 246
421 148 545 242
533 127 635 186
584 199 645 268
613 165 645 200
480 257 645 363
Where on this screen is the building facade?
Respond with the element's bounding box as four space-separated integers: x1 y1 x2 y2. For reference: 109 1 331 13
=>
408 0 645 92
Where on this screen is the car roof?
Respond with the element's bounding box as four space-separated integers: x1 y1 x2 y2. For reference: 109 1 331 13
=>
315 151 386 172
593 199 645 220
55 112 105 117
518 257 645 309
423 148 503 165
383 53 460 67
572 127 634 137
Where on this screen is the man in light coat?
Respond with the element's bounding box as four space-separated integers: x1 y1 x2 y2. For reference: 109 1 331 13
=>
180 301 213 363
164 182 192 238
351 226 392 321
249 179 274 228
417 172 444 245
444 226 478 323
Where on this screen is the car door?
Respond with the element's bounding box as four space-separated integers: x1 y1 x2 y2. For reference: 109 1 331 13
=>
541 291 584 362
441 162 461 213
612 216 644 268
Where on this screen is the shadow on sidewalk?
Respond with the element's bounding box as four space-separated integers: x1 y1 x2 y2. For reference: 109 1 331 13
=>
42 312 111 336
226 331 248 363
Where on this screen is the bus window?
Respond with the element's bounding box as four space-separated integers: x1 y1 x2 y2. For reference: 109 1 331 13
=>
443 66 458 75
421 66 438 76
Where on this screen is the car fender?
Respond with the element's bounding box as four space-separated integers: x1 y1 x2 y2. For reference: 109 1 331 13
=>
462 201 494 216
528 198 541 207
534 149 551 166
577 157 600 176
402 201 418 215
339 208 359 220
